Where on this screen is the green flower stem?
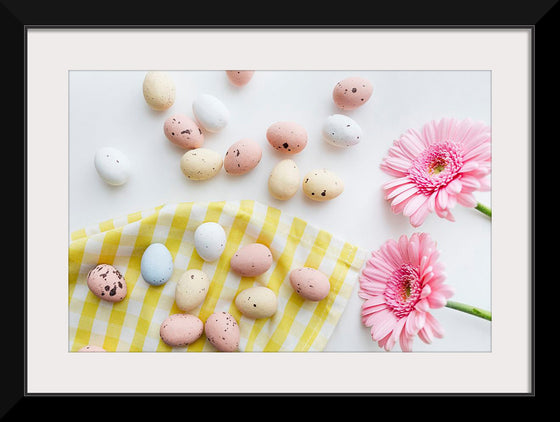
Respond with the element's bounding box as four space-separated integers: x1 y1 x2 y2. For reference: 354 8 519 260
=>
445 300 492 321
475 202 492 218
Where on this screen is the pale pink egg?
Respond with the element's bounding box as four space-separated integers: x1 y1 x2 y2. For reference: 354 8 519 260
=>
230 243 273 277
160 313 204 347
289 267 331 301
224 138 262 175
86 264 127 302
332 76 373 110
266 121 307 154
205 311 240 352
226 70 255 87
78 345 106 352
163 114 204 149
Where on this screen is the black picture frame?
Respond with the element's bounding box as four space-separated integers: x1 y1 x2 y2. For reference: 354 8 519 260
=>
7 0 548 414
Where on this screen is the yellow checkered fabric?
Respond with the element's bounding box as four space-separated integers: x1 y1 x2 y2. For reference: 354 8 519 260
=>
69 200 367 352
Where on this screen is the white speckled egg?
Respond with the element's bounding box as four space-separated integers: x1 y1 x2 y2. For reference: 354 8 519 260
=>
140 243 174 286
289 267 331 301
86 264 127 302
235 286 278 319
194 222 227 262
160 313 204 347
322 114 363 147
204 311 240 352
175 269 210 312
192 94 230 133
94 147 131 186
180 148 223 181
302 169 344 201
143 71 176 111
268 159 300 200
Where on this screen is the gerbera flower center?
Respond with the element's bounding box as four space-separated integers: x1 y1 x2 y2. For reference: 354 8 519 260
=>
408 141 463 194
384 264 422 319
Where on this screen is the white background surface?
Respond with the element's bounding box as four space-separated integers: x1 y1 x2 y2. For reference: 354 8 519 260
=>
69 69 492 352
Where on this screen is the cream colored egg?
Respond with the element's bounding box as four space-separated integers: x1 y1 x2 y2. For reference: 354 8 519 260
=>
180 148 223 181
142 71 176 111
268 159 300 200
235 286 278 319
175 269 210 312
302 169 344 201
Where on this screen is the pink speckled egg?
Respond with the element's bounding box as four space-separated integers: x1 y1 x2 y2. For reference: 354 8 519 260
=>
230 243 273 277
224 138 262 175
266 121 307 154
289 267 331 301
78 345 106 352
226 70 255 87
160 313 204 347
163 114 204 149
205 311 240 352
86 264 127 302
332 76 373 110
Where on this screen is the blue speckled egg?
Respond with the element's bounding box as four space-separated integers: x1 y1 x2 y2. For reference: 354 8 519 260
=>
140 243 174 286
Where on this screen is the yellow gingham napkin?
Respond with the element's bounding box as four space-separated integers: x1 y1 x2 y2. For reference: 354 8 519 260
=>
68 200 368 352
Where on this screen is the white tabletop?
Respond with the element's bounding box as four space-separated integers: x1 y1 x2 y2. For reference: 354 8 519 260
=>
69 70 491 352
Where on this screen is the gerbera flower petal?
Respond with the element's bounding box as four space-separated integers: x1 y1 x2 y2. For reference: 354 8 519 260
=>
456 192 478 208
403 194 428 217
359 233 453 351
380 117 491 226
409 200 431 227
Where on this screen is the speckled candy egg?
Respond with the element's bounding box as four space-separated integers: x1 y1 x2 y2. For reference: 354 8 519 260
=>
86 264 127 302
289 267 331 301
230 243 273 277
204 311 240 352
322 114 363 147
194 222 227 262
268 159 300 200
224 139 262 175
164 114 204 149
235 286 278 319
94 146 131 186
143 71 176 111
266 121 307 154
302 169 344 201
175 269 210 312
192 94 230 133
160 313 204 347
180 148 223 181
140 243 174 286
332 76 373 110
226 70 255 87
78 345 106 352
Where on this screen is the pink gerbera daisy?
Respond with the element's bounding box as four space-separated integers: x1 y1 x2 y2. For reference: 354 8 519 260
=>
380 117 491 227
359 233 454 352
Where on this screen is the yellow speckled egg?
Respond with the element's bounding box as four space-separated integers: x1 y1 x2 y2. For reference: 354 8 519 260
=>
180 148 223 181
235 286 277 319
142 71 175 111
302 169 344 201
268 159 300 200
